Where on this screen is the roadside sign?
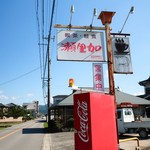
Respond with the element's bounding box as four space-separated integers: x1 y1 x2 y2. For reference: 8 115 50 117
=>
93 63 104 91
111 34 133 74
57 30 105 62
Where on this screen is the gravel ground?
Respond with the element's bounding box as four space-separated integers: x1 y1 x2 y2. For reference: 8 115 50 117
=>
42 132 150 150
119 134 150 150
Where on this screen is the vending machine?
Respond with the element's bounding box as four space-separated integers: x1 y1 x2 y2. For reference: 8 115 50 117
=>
74 92 118 150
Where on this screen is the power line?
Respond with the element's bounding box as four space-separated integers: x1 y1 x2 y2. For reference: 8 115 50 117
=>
34 0 56 110
35 0 43 79
0 67 40 86
50 0 58 62
42 0 56 87
42 0 45 79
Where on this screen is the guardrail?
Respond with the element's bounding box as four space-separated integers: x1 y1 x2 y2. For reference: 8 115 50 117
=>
119 137 140 150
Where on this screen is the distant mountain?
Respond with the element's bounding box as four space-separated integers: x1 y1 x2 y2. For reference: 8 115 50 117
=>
39 104 48 115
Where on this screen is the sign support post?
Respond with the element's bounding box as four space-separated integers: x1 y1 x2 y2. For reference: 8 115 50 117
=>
98 11 116 95
98 11 119 147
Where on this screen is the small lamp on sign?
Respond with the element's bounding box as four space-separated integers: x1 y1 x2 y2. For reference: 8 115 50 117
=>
69 5 75 28
119 6 134 33
90 8 97 28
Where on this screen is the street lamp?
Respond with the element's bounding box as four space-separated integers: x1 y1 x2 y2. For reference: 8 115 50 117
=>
69 5 75 27
90 8 97 28
119 6 134 33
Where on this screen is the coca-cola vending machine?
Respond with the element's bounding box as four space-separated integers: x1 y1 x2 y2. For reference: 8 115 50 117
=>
74 92 118 150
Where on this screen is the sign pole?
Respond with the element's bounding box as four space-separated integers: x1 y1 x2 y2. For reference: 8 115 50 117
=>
98 11 120 148
98 11 116 95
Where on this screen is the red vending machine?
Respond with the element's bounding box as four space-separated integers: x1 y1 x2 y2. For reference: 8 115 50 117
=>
74 92 118 150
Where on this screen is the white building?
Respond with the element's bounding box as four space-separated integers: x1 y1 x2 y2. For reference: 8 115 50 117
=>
23 101 39 117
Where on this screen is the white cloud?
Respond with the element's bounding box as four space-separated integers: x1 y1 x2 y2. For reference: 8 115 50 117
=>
11 96 20 100
0 90 3 94
26 93 34 98
0 94 9 100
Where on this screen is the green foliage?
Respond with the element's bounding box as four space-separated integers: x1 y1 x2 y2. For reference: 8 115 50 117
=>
44 118 74 133
5 106 25 118
44 122 48 128
0 122 20 130
44 119 63 133
0 108 4 119
3 106 35 120
55 119 64 130
22 110 34 120
65 118 74 128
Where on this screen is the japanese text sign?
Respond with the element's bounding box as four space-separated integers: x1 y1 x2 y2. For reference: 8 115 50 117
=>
93 63 104 91
57 30 105 62
112 34 133 74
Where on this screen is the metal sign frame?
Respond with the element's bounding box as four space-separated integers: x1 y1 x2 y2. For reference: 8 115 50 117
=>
111 33 133 74
57 30 105 62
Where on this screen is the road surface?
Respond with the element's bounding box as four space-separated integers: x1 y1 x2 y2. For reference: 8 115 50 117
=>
0 119 45 150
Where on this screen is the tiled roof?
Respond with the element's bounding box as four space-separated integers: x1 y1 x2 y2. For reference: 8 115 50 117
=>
0 103 5 107
52 88 150 107
6 103 17 107
139 76 150 86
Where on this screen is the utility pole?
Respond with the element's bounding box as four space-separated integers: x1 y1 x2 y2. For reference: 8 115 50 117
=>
46 0 56 128
47 41 51 128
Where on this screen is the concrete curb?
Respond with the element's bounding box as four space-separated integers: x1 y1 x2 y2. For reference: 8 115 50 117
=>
42 134 51 150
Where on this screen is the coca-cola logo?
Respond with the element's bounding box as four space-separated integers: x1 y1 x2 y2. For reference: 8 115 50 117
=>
77 100 89 143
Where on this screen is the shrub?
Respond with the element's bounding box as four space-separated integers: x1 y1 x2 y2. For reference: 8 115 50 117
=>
65 118 74 128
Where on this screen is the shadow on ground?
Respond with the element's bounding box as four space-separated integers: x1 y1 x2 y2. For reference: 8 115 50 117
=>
119 134 150 140
22 128 47 134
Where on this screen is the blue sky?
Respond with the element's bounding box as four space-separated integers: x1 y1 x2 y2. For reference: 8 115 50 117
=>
0 0 150 105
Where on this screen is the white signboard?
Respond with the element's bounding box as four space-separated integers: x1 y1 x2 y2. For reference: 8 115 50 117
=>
93 63 104 91
112 35 133 74
57 30 105 62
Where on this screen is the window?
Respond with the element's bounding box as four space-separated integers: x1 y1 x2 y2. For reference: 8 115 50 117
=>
124 110 132 115
117 110 121 119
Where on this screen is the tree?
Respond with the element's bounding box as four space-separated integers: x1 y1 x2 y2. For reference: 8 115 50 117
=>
0 108 4 119
6 106 25 119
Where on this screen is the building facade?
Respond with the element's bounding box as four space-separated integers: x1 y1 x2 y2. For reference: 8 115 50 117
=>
23 101 39 118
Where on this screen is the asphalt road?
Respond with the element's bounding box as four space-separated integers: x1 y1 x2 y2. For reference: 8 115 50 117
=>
0 119 45 150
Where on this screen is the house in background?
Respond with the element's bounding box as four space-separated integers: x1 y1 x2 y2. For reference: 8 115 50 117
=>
0 103 22 122
53 95 68 104
138 76 150 117
6 103 18 108
23 101 39 118
0 103 6 119
0 103 18 117
51 88 150 125
138 76 150 100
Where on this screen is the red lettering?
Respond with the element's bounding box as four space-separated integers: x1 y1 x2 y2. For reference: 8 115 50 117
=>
87 43 95 52
95 45 102 51
77 43 86 53
94 65 101 72
61 42 76 52
95 83 102 89
95 74 102 81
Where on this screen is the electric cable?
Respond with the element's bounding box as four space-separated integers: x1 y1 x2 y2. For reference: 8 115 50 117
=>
35 0 43 80
0 67 40 86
